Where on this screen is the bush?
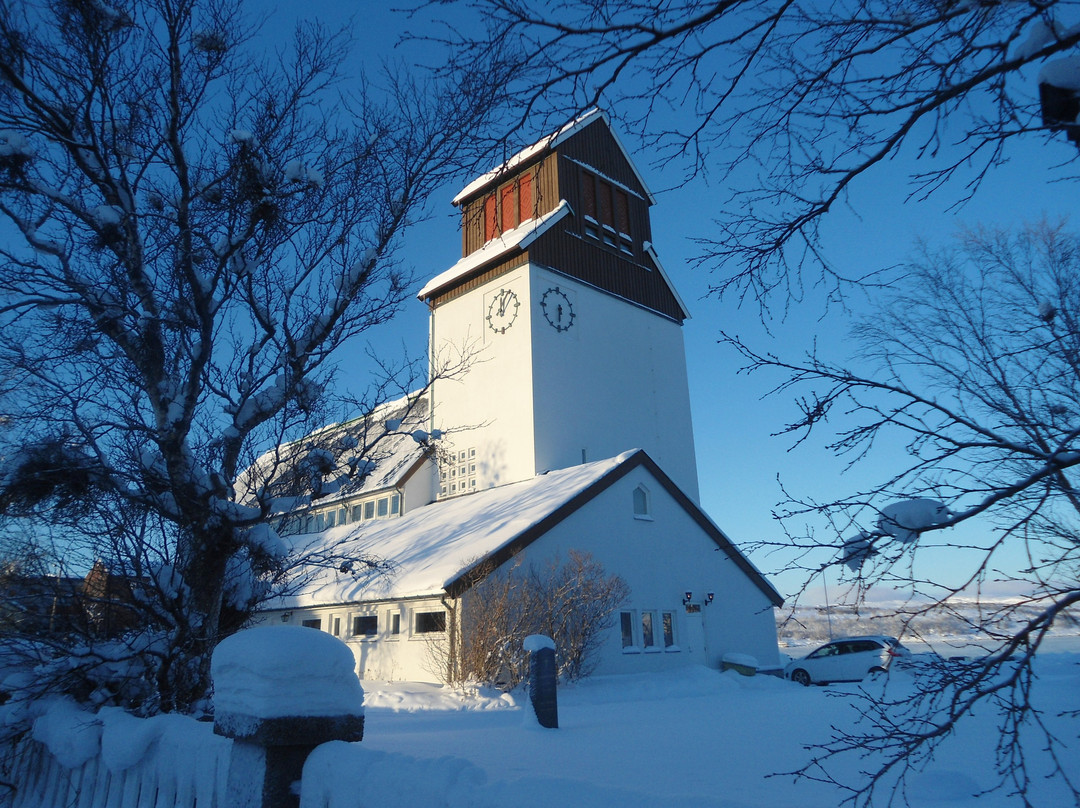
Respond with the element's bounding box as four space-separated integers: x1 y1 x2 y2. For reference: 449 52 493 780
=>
455 551 629 689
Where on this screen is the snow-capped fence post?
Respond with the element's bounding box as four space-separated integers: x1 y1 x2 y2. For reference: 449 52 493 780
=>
212 626 365 808
524 634 558 729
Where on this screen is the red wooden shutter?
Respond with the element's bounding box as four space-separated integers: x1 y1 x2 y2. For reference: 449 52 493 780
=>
616 190 630 235
519 173 533 223
599 181 613 228
582 171 596 219
501 183 516 232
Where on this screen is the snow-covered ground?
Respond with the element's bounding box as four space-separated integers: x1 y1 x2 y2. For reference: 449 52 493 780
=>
324 637 1080 808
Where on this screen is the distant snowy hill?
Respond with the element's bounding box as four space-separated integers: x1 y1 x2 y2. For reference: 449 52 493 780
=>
778 599 1080 650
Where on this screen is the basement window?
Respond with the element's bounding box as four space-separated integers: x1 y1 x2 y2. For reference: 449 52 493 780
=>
301 618 321 630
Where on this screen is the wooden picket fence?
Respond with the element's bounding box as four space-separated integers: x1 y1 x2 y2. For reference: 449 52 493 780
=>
3 726 230 808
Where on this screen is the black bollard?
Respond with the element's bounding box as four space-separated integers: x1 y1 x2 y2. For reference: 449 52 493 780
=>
524 634 558 729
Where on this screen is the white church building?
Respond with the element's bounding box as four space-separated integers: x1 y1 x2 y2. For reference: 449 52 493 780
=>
250 110 783 683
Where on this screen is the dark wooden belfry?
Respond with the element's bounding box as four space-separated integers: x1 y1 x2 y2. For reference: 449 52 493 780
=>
442 110 687 323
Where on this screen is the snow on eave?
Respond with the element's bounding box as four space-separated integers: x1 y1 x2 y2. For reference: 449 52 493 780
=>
417 201 572 302
643 241 692 321
451 110 656 207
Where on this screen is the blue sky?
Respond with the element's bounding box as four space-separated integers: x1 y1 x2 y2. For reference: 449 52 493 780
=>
267 3 1077 601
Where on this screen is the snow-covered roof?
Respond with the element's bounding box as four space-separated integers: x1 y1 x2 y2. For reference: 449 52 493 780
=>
451 109 655 207
237 393 430 512
269 449 782 609
416 201 572 302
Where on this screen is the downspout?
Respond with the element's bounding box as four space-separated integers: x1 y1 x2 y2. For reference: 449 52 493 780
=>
441 593 458 684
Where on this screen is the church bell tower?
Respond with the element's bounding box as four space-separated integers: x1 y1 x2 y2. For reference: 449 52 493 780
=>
418 111 700 501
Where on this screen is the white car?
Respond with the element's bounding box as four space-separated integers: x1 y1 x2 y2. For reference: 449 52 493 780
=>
785 636 910 686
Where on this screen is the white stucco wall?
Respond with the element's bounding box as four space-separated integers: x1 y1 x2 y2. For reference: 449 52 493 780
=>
528 268 699 501
461 465 780 676
429 263 700 501
253 596 453 683
428 270 538 491
400 459 437 514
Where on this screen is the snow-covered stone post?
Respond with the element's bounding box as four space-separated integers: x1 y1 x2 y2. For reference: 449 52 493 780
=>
525 634 558 729
212 626 365 808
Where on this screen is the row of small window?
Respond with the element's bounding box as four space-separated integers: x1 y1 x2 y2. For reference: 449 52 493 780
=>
299 609 446 639
620 609 679 653
280 493 401 535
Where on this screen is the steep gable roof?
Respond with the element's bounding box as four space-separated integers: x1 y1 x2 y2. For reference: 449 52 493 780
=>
271 450 782 609
451 109 655 207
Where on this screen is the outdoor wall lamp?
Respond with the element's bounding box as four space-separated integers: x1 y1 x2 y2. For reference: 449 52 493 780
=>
281 611 292 623
683 591 693 606
706 592 715 605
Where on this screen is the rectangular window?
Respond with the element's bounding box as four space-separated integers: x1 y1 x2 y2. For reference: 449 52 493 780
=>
301 618 321 630
662 612 676 649
351 505 362 522
415 611 446 634
364 501 375 519
390 493 400 515
641 611 656 649
352 615 377 637
326 510 336 528
314 513 325 531
377 497 389 517
390 613 401 636
338 508 347 524
332 616 341 636
620 611 635 648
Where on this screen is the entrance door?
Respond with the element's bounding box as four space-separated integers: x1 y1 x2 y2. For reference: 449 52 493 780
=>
681 603 707 663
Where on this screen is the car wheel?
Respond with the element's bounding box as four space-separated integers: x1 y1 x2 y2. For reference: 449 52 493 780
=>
791 668 812 686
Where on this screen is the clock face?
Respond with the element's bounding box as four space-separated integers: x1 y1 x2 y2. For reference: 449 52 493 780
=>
486 288 520 333
541 287 575 332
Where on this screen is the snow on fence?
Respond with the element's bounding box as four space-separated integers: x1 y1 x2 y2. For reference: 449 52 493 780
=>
2 625 366 808
3 705 230 808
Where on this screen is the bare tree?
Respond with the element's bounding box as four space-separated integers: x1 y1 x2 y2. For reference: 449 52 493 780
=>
435 0 1080 302
727 221 1080 806
0 0 498 712
443 551 630 688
